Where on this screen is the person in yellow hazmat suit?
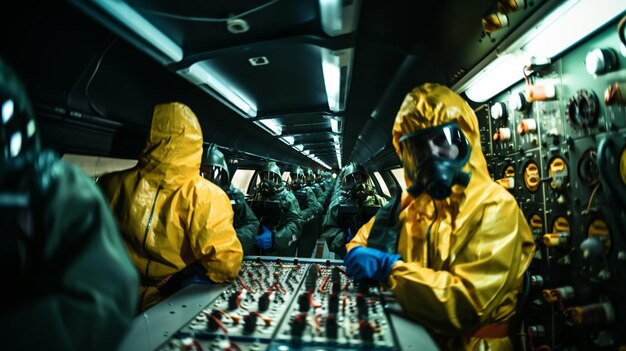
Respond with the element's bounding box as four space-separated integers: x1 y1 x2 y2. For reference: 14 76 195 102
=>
98 102 243 311
345 83 535 350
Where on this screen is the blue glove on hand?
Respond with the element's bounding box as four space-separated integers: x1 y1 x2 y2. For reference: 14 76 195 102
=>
346 228 356 243
344 246 401 283
256 225 273 250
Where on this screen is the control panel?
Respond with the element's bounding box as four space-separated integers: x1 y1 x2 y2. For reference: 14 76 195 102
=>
156 257 407 351
479 18 626 350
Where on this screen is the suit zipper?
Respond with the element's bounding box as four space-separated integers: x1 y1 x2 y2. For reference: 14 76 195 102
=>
142 187 162 279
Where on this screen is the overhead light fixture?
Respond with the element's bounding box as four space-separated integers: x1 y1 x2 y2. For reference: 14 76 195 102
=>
333 135 340 143
255 119 282 136
518 0 626 59
464 54 526 103
459 0 626 103
321 48 353 112
293 144 304 152
178 63 257 117
330 117 340 133
302 150 310 155
280 136 295 145
90 0 183 63
319 0 360 37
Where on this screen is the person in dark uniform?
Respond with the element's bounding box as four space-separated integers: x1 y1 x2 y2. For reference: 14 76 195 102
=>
290 166 322 257
249 161 302 256
320 162 387 258
0 56 138 350
201 144 258 255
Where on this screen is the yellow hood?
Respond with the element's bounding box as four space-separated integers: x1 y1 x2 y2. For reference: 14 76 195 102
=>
138 102 204 188
392 82 491 190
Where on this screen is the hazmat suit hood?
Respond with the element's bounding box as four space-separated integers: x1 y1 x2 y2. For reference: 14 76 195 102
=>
138 102 203 188
393 83 491 197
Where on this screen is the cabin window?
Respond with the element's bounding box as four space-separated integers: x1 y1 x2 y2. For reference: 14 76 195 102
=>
390 168 407 191
62 154 137 181
232 169 255 195
373 172 391 197
282 171 291 182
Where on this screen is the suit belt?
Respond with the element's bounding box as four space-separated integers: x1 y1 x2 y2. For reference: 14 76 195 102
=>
468 321 510 339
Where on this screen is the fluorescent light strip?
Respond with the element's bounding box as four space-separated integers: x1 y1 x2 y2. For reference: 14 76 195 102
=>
465 54 526 103
319 0 343 36
281 136 295 145
321 49 341 111
179 64 257 117
255 119 282 136
330 118 340 133
462 0 626 102
93 0 182 62
293 144 304 152
521 0 626 59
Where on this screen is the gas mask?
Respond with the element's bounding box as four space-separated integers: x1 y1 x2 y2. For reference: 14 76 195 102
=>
290 168 305 191
200 165 229 191
341 164 369 200
399 122 471 199
259 171 283 196
200 144 230 191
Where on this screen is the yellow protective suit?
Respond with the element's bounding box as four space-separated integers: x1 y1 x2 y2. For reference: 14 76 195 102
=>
99 102 243 311
347 83 535 350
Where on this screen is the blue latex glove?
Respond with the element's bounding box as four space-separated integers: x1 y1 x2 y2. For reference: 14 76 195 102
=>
256 225 273 250
346 228 356 243
344 246 401 283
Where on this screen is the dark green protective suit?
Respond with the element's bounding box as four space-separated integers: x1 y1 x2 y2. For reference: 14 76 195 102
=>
320 190 387 258
225 184 259 255
250 187 303 257
0 151 139 351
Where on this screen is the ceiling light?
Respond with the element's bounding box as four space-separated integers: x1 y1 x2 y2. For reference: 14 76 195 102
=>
90 0 182 63
178 63 257 117
333 135 340 143
319 0 360 37
519 0 626 59
255 119 282 136
302 150 310 155
464 54 526 103
293 144 304 151
321 48 353 112
280 136 294 145
459 0 626 103
330 117 340 133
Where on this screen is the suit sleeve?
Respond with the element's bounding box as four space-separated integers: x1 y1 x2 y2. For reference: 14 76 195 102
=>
273 193 303 250
352 197 535 333
320 198 348 257
232 188 259 255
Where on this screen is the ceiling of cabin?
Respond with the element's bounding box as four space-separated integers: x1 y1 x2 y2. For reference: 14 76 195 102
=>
1 0 547 171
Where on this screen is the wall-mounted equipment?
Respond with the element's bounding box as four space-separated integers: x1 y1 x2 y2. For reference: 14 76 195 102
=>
518 118 537 136
493 127 512 142
566 90 599 128
543 216 570 248
496 164 516 189
456 0 626 102
523 161 541 192
548 157 569 191
585 48 619 75
509 92 528 111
